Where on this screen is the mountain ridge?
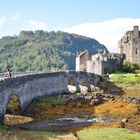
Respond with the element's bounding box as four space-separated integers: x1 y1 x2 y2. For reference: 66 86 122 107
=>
0 30 108 72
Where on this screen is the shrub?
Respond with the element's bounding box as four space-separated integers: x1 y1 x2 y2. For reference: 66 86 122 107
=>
121 61 140 73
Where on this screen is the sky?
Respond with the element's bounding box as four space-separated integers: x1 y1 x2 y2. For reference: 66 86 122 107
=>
0 0 140 52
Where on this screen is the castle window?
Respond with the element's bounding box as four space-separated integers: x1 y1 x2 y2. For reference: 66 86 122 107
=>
136 48 138 54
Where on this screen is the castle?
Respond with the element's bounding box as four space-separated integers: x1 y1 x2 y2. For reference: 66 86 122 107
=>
76 50 123 75
76 26 140 75
118 26 140 64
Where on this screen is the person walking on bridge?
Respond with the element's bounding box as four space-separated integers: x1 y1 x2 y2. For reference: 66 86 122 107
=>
5 69 12 77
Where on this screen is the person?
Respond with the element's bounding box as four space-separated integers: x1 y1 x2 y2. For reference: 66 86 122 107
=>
5 69 12 77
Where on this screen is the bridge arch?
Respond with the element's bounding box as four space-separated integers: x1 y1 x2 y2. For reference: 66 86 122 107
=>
0 71 99 124
6 92 21 115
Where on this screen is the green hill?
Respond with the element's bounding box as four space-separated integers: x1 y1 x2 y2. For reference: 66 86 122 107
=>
0 30 108 72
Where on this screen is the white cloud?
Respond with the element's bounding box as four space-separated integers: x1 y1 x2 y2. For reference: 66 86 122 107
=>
11 12 21 21
23 20 47 31
0 13 48 38
0 16 6 28
63 18 140 52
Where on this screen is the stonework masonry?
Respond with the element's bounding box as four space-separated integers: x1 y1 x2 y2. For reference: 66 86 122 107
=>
118 26 140 64
0 71 99 124
76 50 123 75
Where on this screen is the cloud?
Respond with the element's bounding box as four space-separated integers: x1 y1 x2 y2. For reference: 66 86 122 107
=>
0 16 6 28
0 13 48 38
63 18 140 52
23 20 47 31
11 12 21 21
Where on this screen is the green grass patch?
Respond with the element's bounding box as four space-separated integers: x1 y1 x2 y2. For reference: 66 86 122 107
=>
1 128 140 140
76 128 140 140
32 96 66 106
0 125 7 131
109 73 140 87
110 73 140 81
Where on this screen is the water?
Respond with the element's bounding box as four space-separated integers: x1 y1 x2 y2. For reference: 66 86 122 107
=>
55 117 98 123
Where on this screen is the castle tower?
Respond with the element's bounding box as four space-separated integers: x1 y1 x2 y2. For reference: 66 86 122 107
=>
118 26 140 64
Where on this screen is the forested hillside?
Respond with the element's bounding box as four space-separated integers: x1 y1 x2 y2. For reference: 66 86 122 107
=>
0 30 108 72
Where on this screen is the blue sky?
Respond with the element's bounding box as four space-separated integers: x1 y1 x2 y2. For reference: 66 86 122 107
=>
0 0 140 52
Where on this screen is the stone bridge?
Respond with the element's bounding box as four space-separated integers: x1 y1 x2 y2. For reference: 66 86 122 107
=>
0 71 100 124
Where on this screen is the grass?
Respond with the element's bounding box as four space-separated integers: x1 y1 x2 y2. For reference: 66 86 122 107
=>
76 128 140 140
110 73 140 81
20 130 66 139
0 130 72 140
1 128 140 140
0 125 7 132
32 96 66 106
109 72 140 87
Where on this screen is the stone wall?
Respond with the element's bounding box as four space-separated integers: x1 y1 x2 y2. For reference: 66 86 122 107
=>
0 72 68 124
0 71 99 124
86 53 122 75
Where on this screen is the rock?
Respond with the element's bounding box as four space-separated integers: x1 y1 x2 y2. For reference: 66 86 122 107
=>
79 85 88 92
128 97 135 102
87 118 97 123
95 93 102 97
66 99 76 106
68 85 77 93
90 98 101 105
122 118 128 123
90 99 96 105
123 96 140 104
84 95 93 100
104 94 113 98
131 99 140 104
90 85 95 91
4 114 33 125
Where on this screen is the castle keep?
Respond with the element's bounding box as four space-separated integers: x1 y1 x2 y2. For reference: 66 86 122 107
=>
118 26 140 64
76 26 140 75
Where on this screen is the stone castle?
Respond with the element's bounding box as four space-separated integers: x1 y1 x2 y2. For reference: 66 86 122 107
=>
118 26 140 63
76 26 140 75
